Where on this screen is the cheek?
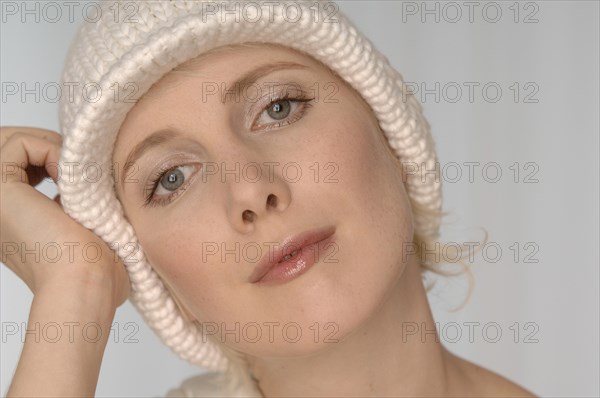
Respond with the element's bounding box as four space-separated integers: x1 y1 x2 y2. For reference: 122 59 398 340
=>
276 104 414 337
131 213 233 319
319 104 412 238
129 205 263 328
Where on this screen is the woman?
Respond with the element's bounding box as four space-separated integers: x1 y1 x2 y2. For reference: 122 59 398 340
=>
1 1 536 396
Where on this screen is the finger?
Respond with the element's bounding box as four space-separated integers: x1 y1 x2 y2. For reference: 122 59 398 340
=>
53 194 62 207
26 165 52 187
1 133 62 185
0 127 62 149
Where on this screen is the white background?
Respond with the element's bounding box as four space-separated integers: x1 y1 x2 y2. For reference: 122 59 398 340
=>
1 1 598 396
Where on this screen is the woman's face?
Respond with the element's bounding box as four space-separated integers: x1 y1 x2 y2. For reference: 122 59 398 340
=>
113 43 414 357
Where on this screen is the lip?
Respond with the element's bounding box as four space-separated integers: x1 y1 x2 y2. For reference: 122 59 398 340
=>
249 226 336 285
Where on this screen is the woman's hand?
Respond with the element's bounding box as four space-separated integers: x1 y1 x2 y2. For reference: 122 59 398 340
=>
0 126 130 308
1 126 133 397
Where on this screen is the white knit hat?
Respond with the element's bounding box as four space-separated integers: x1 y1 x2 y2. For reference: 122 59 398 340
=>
57 0 442 373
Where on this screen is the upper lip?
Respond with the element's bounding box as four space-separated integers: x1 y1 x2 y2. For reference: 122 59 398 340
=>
248 225 336 283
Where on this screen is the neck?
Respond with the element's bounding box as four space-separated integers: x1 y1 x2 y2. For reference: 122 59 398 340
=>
247 257 458 397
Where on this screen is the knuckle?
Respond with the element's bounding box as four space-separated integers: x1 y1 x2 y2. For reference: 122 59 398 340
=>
0 129 25 147
3 131 27 146
0 128 61 149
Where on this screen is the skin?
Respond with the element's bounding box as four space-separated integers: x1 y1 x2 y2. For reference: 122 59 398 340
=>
0 126 129 396
112 43 535 397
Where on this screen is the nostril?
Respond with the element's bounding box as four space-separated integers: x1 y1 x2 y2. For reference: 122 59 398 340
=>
267 194 278 208
242 210 255 223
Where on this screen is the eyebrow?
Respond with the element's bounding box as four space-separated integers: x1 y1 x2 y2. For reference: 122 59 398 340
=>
221 61 309 104
120 61 310 188
121 129 178 189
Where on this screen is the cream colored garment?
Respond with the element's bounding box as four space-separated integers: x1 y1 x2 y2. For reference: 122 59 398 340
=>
164 372 262 397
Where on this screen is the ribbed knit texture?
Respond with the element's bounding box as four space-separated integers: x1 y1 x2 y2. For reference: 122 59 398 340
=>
57 0 442 375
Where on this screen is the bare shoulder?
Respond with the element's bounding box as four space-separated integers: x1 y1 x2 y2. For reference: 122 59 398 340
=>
446 351 537 397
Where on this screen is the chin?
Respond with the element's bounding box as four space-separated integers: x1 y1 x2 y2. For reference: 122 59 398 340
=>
227 257 403 358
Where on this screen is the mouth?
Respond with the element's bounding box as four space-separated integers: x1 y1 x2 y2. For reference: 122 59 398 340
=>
249 226 336 285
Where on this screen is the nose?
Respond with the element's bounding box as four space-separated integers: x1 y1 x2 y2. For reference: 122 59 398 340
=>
224 160 292 233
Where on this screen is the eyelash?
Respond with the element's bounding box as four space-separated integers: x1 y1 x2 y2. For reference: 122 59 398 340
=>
250 91 314 131
142 92 315 207
143 163 199 207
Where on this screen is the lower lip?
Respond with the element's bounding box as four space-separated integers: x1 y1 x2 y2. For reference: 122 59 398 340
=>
255 234 336 285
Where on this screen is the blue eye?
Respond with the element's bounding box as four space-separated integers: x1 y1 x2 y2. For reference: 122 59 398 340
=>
158 167 186 192
252 93 314 131
266 100 292 120
143 164 199 207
